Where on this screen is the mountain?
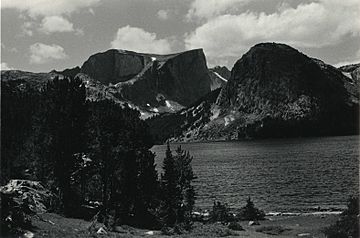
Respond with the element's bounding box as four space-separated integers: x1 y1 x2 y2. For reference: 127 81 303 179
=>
1 49 212 118
79 49 211 115
208 66 230 90
148 43 359 142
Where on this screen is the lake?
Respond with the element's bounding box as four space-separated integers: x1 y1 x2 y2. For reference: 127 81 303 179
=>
151 135 359 214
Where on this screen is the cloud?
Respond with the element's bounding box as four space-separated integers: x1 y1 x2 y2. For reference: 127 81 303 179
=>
1 62 14 70
157 9 170 20
29 43 68 64
185 0 360 63
111 25 172 54
39 16 74 34
1 0 100 18
2 0 100 36
21 22 34 36
186 0 250 20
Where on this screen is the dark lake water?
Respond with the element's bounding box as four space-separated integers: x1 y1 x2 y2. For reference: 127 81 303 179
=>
151 135 359 214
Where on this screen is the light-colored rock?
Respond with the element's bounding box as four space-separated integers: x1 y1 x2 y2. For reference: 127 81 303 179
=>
0 179 54 213
248 220 260 226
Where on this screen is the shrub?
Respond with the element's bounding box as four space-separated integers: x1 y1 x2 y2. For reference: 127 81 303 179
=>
324 196 359 238
237 197 265 221
228 221 244 231
210 201 235 222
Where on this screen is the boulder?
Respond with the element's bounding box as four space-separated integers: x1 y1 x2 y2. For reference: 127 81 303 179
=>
1 180 54 236
0 180 54 214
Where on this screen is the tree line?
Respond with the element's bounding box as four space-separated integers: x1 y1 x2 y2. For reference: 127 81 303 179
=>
1 76 195 230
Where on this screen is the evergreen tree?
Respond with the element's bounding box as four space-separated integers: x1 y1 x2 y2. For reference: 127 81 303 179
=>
87 100 158 227
160 143 196 228
237 197 265 221
160 142 179 226
1 82 40 183
41 76 87 215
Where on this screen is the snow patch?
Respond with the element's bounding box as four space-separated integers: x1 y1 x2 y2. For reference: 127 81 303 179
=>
165 100 173 109
213 72 228 82
151 57 157 61
342 72 352 79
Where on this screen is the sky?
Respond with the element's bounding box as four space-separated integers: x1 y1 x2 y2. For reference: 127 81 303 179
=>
1 0 360 72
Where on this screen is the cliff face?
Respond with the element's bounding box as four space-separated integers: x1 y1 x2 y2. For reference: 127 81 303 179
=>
149 43 359 142
80 49 211 114
81 50 147 84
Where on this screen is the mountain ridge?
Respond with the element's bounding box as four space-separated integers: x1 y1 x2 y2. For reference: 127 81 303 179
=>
147 43 359 142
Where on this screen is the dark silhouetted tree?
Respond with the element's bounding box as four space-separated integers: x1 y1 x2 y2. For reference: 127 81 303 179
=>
160 143 195 228
87 100 158 227
41 76 87 215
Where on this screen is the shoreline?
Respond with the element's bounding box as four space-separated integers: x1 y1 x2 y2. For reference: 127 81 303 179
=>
152 134 360 146
30 212 339 238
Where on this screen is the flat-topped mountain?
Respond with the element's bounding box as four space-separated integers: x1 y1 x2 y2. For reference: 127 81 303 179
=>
80 49 211 111
2 48 213 118
148 43 359 142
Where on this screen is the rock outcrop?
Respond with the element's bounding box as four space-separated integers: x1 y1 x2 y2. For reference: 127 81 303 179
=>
1 180 54 235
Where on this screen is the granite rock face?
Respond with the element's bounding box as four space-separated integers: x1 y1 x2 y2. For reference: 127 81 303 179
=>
213 43 359 138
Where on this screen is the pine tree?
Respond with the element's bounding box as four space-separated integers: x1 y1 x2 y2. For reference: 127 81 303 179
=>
42 76 87 215
87 100 158 227
160 142 179 226
160 143 196 228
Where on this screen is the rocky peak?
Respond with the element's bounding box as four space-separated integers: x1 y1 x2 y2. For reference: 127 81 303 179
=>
217 43 351 109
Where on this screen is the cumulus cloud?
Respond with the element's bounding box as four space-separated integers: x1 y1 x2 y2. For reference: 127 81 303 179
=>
111 25 172 54
1 62 14 70
185 0 360 63
187 0 250 20
29 43 68 64
39 16 74 34
1 0 100 18
157 9 170 20
2 0 100 36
